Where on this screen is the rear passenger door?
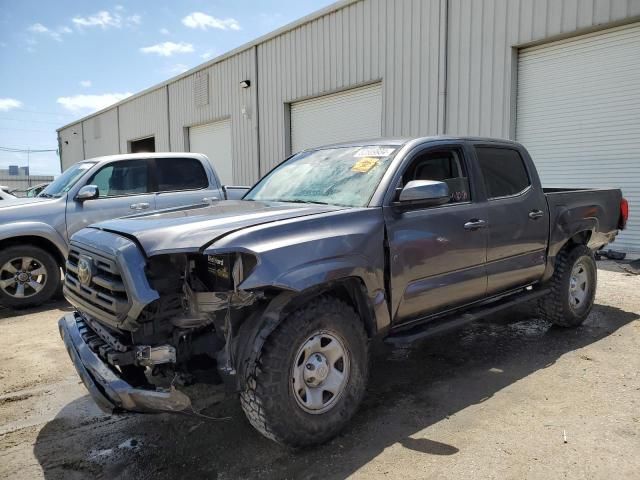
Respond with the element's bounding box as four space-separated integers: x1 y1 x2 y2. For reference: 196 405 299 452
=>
153 157 221 210
474 145 549 295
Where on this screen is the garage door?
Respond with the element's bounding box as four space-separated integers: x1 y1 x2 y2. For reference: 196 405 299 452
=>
516 23 640 252
290 83 382 153
189 119 233 185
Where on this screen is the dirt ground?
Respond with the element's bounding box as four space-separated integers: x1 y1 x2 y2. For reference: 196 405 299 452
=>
1 262 639 480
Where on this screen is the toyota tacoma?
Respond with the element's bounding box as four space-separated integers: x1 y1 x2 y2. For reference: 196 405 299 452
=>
58 137 628 447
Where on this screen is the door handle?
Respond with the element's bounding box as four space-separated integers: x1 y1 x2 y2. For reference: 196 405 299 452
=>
464 219 487 231
202 196 219 203
130 202 150 210
528 209 544 220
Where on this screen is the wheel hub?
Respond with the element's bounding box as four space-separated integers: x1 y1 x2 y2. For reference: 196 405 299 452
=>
17 272 29 283
569 262 589 309
304 353 330 387
291 330 350 414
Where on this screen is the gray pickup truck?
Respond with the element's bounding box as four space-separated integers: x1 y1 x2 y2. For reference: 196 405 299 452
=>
58 137 628 447
0 152 247 308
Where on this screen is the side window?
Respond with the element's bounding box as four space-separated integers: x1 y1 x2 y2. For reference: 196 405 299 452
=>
401 149 471 204
155 157 208 192
87 160 149 198
475 147 530 199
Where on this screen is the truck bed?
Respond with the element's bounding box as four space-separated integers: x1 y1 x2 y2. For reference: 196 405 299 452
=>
544 186 622 257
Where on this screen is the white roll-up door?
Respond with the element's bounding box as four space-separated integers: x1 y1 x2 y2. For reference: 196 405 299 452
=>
516 23 640 252
189 119 233 185
290 83 382 153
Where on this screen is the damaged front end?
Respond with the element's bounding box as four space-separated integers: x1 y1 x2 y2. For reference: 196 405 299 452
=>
61 239 270 414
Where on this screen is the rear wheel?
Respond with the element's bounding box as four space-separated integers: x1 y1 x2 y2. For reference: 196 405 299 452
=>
0 245 61 309
539 245 597 327
240 296 369 447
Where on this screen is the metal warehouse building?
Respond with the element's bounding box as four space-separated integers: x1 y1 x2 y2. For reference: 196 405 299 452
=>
57 0 640 251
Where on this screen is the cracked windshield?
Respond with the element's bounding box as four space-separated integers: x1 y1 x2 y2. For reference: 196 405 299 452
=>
245 145 398 207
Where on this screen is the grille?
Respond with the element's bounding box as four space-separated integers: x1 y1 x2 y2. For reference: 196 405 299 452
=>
65 245 129 325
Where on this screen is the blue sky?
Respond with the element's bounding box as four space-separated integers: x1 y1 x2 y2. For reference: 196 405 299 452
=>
0 0 334 175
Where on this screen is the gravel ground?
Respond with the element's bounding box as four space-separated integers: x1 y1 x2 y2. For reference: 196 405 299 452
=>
0 261 638 479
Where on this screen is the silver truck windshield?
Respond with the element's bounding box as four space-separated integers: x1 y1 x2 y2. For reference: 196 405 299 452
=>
39 162 96 198
245 146 398 207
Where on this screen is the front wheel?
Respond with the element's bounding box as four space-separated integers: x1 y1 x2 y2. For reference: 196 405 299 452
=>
0 245 61 309
538 245 597 327
240 296 369 447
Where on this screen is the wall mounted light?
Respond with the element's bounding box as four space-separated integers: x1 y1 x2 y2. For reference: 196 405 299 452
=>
239 80 251 88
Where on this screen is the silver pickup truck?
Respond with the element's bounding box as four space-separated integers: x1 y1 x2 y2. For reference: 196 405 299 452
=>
0 152 248 308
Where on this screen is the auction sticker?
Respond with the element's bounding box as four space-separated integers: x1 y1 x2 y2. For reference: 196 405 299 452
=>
354 146 396 158
351 157 379 173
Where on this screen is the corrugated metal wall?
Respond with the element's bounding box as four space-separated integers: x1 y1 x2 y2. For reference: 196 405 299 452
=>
56 0 640 203
446 0 640 138
118 87 170 153
58 123 84 171
168 48 258 185
257 0 442 173
83 108 119 159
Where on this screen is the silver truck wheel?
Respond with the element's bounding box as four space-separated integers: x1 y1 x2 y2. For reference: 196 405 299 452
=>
0 245 60 309
0 256 48 299
240 296 369 448
568 262 591 311
291 331 350 414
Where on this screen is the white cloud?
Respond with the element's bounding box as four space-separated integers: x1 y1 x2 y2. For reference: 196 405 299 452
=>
200 51 215 60
56 92 132 112
167 63 190 75
80 80 92 88
160 28 170 35
140 41 193 57
182 12 240 31
0 98 23 112
28 23 72 42
72 10 141 29
29 23 48 33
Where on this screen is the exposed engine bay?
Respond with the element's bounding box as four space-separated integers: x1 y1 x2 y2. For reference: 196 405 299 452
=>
82 252 267 393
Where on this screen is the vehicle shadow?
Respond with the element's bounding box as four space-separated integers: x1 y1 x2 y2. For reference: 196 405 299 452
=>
33 303 637 479
0 299 72 320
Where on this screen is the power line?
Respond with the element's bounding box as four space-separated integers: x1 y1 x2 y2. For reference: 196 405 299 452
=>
0 146 57 153
0 116 64 125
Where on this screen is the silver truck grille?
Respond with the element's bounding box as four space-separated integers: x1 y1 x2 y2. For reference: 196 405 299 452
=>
65 245 129 323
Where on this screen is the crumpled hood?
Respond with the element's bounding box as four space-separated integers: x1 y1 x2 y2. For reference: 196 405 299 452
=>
89 200 346 255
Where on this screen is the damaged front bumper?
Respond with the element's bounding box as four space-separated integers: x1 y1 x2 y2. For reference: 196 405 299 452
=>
58 312 191 414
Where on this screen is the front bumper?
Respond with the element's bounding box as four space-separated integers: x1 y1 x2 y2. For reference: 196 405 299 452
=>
58 312 191 414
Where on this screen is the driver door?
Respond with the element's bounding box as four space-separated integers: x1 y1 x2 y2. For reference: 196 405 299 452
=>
383 144 488 325
66 159 156 238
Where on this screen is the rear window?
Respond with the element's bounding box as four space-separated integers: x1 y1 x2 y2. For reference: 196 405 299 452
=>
475 147 530 198
155 157 208 192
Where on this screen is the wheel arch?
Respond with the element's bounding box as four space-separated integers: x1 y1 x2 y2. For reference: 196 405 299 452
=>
231 277 376 391
0 235 66 267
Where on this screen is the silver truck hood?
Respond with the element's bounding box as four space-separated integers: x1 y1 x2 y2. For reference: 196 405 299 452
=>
89 200 346 255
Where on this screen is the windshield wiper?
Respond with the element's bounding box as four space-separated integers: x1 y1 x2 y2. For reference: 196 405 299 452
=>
37 193 54 198
280 199 330 205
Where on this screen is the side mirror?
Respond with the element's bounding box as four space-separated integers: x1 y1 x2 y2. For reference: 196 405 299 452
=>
397 180 449 207
75 185 99 201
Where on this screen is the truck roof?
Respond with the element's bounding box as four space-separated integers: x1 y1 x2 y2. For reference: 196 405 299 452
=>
305 135 522 151
77 152 209 165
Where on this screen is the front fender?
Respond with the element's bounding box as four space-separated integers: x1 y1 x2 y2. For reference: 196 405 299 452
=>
0 221 68 258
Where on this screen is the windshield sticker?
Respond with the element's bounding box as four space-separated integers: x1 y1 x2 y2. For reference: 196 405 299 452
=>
351 157 379 173
354 146 396 158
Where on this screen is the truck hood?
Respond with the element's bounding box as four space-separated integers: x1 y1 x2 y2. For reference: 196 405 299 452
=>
89 200 346 255
0 196 62 222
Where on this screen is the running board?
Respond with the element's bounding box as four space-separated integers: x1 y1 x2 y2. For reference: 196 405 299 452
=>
384 288 550 347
